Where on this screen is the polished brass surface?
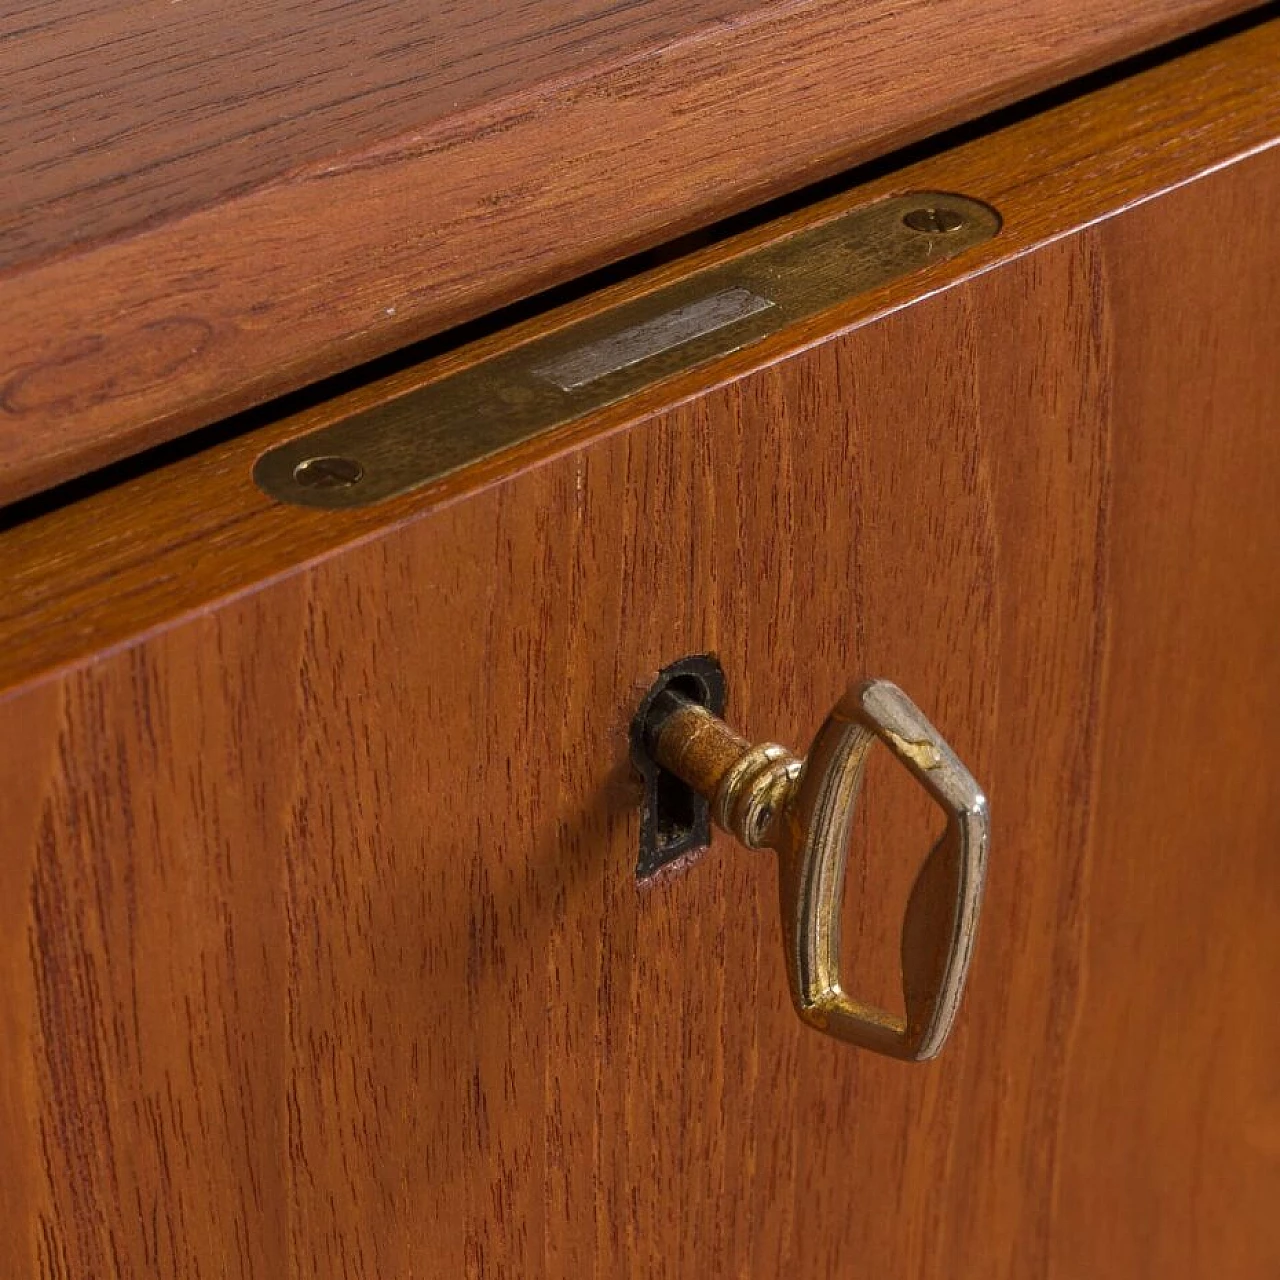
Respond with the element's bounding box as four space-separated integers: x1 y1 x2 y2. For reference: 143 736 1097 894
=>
254 193 1000 509
647 682 989 1061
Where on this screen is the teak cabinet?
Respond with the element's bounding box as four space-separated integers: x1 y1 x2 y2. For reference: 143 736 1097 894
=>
1 12 1278 1280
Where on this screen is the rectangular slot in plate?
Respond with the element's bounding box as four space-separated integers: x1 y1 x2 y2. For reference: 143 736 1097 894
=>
531 287 776 391
254 192 999 508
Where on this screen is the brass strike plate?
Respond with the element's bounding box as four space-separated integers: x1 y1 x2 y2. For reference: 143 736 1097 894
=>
254 193 999 509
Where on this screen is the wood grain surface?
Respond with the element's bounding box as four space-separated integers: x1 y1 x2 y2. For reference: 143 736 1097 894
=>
0 0 1260 504
2 21 1279 1279
2 14 1280 695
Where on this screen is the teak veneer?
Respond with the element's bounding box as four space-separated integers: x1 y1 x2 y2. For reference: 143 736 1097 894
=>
2 15 1279 693
0 0 1261 503
0 15 1277 1280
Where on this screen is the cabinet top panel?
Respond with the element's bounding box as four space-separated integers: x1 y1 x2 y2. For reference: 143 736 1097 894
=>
0 0 1256 504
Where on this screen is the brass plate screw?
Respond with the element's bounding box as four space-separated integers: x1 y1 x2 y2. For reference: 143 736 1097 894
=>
293 456 364 490
903 207 966 234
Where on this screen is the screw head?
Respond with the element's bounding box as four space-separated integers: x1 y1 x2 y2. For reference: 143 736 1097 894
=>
903 207 966 234
293 455 364 490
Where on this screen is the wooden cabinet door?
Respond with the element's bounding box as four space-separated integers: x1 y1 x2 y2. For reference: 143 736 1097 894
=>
1 18 1278 1280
